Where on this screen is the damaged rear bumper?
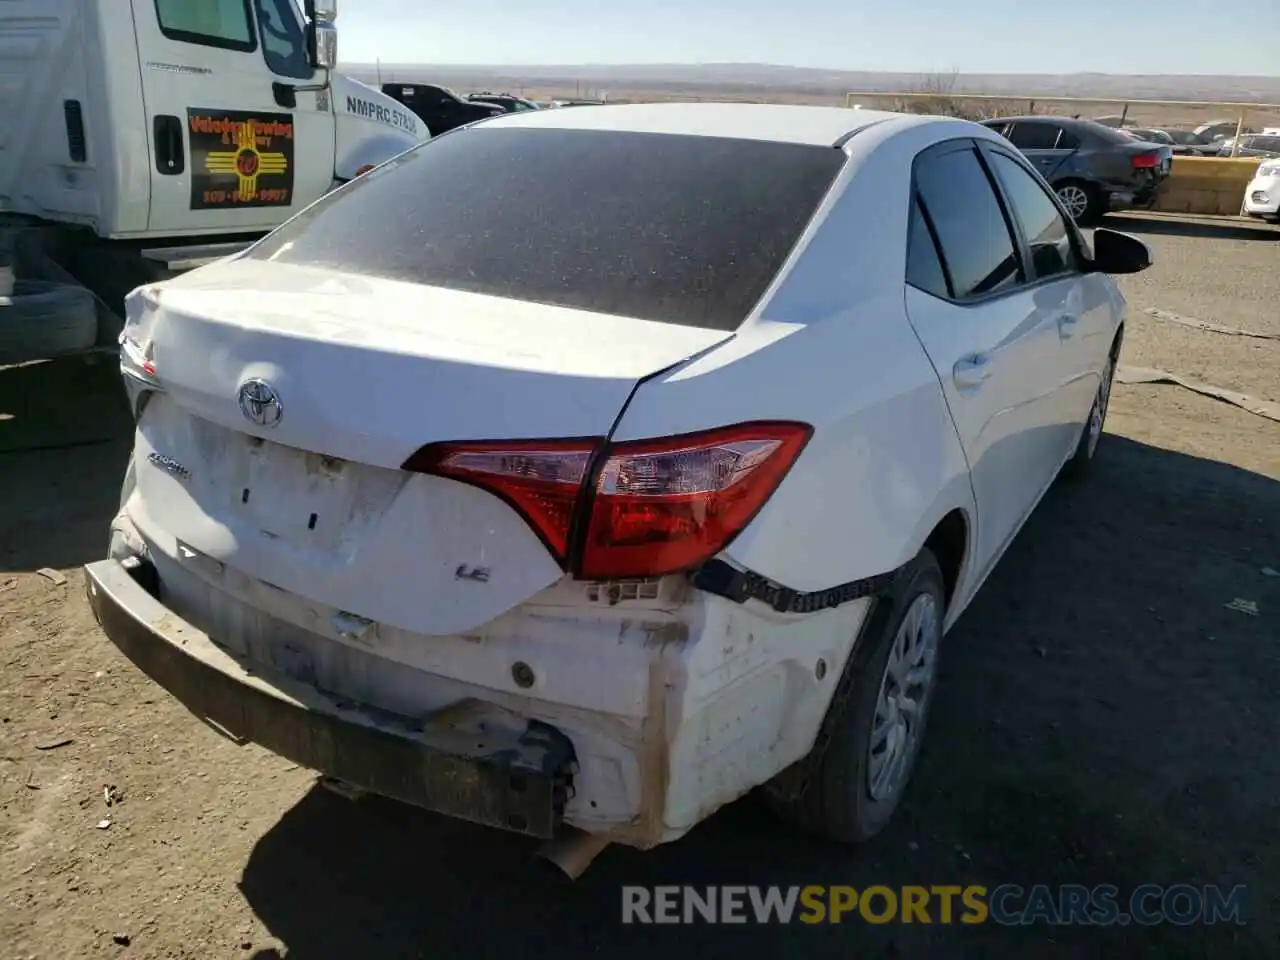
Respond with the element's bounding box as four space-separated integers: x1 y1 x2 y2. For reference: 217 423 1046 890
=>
82 558 576 839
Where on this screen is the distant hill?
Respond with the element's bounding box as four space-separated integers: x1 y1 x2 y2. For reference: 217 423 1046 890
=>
342 62 1280 103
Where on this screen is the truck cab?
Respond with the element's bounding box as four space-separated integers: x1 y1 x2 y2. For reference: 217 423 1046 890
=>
0 0 428 240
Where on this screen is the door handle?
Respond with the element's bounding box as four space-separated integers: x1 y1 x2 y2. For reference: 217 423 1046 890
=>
153 115 184 175
953 354 993 389
1057 314 1079 338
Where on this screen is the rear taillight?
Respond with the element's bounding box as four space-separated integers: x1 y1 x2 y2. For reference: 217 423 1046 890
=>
579 422 811 579
1131 152 1160 169
403 421 812 580
403 438 598 560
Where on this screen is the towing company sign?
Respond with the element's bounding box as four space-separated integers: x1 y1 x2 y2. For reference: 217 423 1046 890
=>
188 109 295 210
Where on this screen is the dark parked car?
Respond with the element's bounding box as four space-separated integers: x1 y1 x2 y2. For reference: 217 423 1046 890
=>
1123 127 1213 156
1162 129 1217 153
980 116 1174 224
381 84 504 136
1215 134 1280 159
467 92 540 113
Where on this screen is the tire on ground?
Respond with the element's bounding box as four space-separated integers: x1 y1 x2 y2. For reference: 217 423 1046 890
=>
762 547 946 844
0 281 97 364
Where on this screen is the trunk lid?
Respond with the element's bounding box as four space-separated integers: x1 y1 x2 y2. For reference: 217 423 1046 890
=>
122 258 732 635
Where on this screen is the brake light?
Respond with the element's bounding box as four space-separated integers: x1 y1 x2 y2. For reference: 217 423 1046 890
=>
1131 152 1160 169
403 438 599 561
403 421 812 579
579 422 812 579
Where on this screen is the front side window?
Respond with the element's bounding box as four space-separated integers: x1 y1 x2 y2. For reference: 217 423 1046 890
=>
247 128 847 331
913 146 1021 300
1007 122 1062 150
256 0 311 79
154 0 255 51
987 152 1076 281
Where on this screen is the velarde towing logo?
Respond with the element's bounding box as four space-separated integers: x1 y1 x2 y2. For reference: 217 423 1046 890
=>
187 109 295 210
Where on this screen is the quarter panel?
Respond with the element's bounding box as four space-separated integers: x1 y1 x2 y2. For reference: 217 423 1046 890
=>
614 304 972 594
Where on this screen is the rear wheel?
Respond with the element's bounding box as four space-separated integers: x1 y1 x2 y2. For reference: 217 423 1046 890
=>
763 549 945 843
1055 181 1103 225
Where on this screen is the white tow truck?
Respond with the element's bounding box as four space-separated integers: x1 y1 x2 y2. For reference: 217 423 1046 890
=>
0 0 428 363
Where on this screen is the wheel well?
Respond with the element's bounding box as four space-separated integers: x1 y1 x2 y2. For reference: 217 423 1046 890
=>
1055 176 1102 196
923 509 967 608
1111 323 1125 359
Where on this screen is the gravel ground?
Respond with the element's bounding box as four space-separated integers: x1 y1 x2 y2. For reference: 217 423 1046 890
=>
1 214 1277 959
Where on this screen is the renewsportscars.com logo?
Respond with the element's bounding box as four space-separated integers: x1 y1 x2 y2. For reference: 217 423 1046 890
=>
621 884 1247 926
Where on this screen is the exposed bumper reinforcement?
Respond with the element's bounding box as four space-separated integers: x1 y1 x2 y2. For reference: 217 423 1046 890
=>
82 558 575 839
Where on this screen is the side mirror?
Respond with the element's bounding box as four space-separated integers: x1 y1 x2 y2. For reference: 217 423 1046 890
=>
1089 227 1152 275
308 23 337 69
304 0 338 69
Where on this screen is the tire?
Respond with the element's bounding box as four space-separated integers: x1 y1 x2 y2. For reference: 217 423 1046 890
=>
763 548 946 843
0 280 97 364
1054 180 1103 226
1062 341 1118 479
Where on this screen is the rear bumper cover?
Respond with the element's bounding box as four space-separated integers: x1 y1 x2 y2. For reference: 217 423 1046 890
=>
83 558 575 839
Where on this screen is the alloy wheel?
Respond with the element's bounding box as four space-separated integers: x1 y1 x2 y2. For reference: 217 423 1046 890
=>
1057 184 1090 221
867 592 940 802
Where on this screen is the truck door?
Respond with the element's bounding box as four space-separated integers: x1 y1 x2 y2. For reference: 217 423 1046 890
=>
130 0 336 235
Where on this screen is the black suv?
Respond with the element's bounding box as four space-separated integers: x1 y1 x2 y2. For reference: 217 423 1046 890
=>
381 84 504 136
981 116 1174 224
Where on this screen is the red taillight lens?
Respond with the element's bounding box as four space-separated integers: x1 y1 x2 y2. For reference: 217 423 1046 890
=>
404 421 811 580
580 422 812 580
1131 152 1160 169
402 438 600 561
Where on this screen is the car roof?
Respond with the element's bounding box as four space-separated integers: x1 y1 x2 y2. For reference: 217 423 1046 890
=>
987 115 1096 130
476 101 912 147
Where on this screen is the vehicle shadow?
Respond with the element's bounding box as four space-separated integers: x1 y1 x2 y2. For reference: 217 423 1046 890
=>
0 356 133 572
238 435 1279 960
1103 213 1278 242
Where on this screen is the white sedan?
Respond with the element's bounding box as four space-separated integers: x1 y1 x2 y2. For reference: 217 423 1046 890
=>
1243 158 1280 223
90 102 1151 875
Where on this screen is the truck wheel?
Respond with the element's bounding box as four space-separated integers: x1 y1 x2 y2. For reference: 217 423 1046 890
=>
764 548 945 843
0 281 97 364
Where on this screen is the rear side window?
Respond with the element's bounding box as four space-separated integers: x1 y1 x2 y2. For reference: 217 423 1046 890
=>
248 128 847 330
906 196 950 299
1007 122 1062 150
154 0 255 51
913 146 1021 300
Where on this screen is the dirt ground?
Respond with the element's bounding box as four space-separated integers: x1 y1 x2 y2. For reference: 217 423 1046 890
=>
1 214 1278 959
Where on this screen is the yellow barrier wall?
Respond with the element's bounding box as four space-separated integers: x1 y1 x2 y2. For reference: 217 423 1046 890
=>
1151 156 1262 217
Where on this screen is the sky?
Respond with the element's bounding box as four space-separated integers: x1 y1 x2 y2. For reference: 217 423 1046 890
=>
336 0 1275 76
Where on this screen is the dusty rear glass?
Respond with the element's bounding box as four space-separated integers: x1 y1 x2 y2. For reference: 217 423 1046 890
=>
247 126 847 331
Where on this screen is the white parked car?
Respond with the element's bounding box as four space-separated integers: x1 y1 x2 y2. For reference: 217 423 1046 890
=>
1243 158 1280 223
88 103 1151 873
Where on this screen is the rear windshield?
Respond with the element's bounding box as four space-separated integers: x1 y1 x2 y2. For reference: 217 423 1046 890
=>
247 127 846 330
1088 123 1144 146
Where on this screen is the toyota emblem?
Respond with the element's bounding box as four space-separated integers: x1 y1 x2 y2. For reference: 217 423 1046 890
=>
237 378 283 428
